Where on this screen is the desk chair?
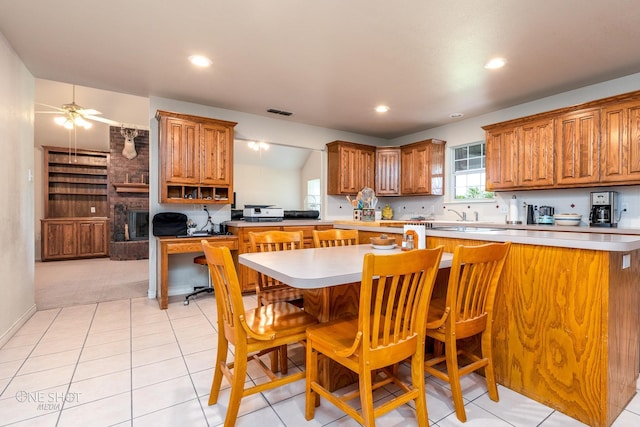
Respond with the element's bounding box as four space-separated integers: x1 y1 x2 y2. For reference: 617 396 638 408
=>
424 242 511 422
201 241 318 427
249 230 307 373
183 255 213 305
312 228 359 248
305 247 444 427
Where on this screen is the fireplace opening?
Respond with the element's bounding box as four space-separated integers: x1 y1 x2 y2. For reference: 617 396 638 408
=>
127 210 149 241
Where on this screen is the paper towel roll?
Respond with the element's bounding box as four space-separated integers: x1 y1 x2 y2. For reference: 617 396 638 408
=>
508 197 519 223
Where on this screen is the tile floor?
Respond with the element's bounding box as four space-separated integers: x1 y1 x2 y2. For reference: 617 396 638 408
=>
1 292 639 426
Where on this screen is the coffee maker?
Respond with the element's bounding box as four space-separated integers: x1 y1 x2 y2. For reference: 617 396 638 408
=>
589 191 618 227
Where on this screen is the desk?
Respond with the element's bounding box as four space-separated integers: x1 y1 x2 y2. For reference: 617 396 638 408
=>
157 236 238 309
240 244 452 390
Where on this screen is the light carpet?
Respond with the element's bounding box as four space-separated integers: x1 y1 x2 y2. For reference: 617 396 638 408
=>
35 257 149 310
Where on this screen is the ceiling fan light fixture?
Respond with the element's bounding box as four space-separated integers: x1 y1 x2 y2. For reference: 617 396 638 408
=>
485 57 506 69
189 55 212 67
248 141 269 151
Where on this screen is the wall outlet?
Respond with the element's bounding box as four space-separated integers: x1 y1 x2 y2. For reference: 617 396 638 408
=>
90 206 96 213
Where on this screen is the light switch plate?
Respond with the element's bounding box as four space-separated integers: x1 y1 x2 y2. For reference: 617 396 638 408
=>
622 253 631 269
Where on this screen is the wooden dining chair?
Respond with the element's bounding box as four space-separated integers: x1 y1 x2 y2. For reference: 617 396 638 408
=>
201 241 318 427
312 228 359 247
248 230 307 373
424 241 511 422
305 246 445 427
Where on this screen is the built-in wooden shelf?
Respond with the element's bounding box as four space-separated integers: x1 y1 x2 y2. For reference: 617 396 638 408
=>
113 183 149 193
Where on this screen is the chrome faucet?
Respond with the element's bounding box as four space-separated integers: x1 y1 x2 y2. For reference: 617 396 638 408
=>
448 209 466 221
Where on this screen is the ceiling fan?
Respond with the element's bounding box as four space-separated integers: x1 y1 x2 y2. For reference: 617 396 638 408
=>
36 84 124 129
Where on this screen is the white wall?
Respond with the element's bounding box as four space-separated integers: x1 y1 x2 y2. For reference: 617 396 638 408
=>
0 33 37 346
234 163 302 209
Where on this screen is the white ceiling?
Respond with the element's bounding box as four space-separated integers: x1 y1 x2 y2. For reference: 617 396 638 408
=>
2 0 640 139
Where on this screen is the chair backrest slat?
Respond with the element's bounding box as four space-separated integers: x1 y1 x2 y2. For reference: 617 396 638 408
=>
448 242 511 326
312 229 359 248
360 247 443 353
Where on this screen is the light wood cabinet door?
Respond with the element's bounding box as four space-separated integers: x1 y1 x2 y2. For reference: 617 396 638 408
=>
375 147 401 196
519 119 554 188
555 109 600 186
77 220 109 257
42 220 76 260
327 141 376 195
485 126 518 190
162 116 200 184
600 100 640 183
200 122 232 185
401 139 445 195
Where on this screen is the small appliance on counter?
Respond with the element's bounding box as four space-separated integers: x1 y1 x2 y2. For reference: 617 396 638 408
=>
589 191 618 227
537 206 555 224
243 206 284 222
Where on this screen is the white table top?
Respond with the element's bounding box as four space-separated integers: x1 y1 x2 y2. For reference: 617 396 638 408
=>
239 244 453 289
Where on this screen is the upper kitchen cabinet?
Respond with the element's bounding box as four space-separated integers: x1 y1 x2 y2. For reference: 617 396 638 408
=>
400 139 446 195
600 99 640 184
555 108 600 186
484 118 554 191
375 147 401 196
156 110 236 203
327 141 375 195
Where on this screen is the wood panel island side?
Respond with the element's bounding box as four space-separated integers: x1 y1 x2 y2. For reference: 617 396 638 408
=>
335 223 640 427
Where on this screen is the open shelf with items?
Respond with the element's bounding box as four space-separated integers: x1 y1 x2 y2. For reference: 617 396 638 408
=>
43 146 110 218
164 184 230 203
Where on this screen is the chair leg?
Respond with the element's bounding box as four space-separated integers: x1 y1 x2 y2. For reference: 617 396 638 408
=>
224 346 248 427
208 334 229 405
482 331 499 402
444 336 467 422
269 347 280 373
279 344 289 374
411 351 429 427
305 339 318 420
359 366 376 427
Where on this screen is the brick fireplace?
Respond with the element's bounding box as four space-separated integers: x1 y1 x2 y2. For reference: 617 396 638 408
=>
108 127 149 260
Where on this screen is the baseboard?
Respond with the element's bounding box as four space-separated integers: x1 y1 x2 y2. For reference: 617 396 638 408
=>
0 304 38 348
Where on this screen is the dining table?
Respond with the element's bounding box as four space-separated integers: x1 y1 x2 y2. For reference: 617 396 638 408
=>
239 244 453 390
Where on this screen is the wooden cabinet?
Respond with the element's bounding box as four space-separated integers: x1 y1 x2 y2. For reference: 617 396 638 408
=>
229 223 333 292
42 146 110 261
600 99 640 183
41 218 109 261
401 139 446 195
485 119 553 191
156 110 236 203
555 108 600 186
375 147 401 196
327 141 376 195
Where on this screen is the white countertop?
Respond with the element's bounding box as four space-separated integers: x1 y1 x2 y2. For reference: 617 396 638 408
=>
239 244 453 289
225 219 333 227
334 222 640 252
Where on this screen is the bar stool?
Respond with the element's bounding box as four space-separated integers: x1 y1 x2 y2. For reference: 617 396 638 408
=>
184 255 213 305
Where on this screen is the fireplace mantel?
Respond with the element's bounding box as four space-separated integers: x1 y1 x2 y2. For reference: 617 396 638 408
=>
113 183 149 193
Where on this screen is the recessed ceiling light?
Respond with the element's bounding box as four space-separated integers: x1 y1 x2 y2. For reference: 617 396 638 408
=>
485 57 506 69
188 55 212 67
449 112 464 119
375 105 390 113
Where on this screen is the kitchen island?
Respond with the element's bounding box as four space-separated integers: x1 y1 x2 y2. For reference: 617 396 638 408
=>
334 221 640 427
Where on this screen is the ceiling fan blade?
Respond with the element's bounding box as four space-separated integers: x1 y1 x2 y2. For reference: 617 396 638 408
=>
84 115 122 126
35 102 66 112
77 108 101 115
